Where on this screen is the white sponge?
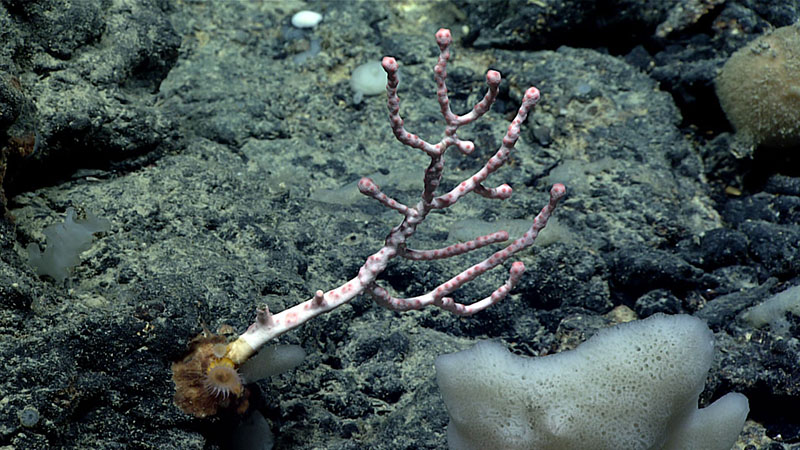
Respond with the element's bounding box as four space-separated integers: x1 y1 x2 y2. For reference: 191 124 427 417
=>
27 207 111 282
742 284 800 334
435 314 749 450
350 61 387 104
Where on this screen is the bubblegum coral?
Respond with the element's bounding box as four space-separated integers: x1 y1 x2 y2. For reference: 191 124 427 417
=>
226 27 566 364
174 28 565 418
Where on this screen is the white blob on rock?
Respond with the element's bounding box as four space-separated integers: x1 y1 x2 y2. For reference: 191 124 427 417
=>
291 10 322 28
350 61 388 103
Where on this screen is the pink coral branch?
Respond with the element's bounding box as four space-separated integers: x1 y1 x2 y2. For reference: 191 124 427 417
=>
225 28 566 365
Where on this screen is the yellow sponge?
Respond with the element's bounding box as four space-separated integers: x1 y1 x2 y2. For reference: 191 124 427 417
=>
715 24 800 150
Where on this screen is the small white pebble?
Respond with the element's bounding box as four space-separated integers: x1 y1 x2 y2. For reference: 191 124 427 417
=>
291 10 322 29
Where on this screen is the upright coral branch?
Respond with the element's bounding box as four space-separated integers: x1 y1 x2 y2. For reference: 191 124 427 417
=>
174 28 566 417
226 27 565 364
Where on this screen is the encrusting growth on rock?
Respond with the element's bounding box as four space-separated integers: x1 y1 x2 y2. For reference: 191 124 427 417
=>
172 330 249 418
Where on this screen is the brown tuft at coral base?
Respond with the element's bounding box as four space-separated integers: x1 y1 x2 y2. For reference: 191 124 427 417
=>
171 331 249 418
